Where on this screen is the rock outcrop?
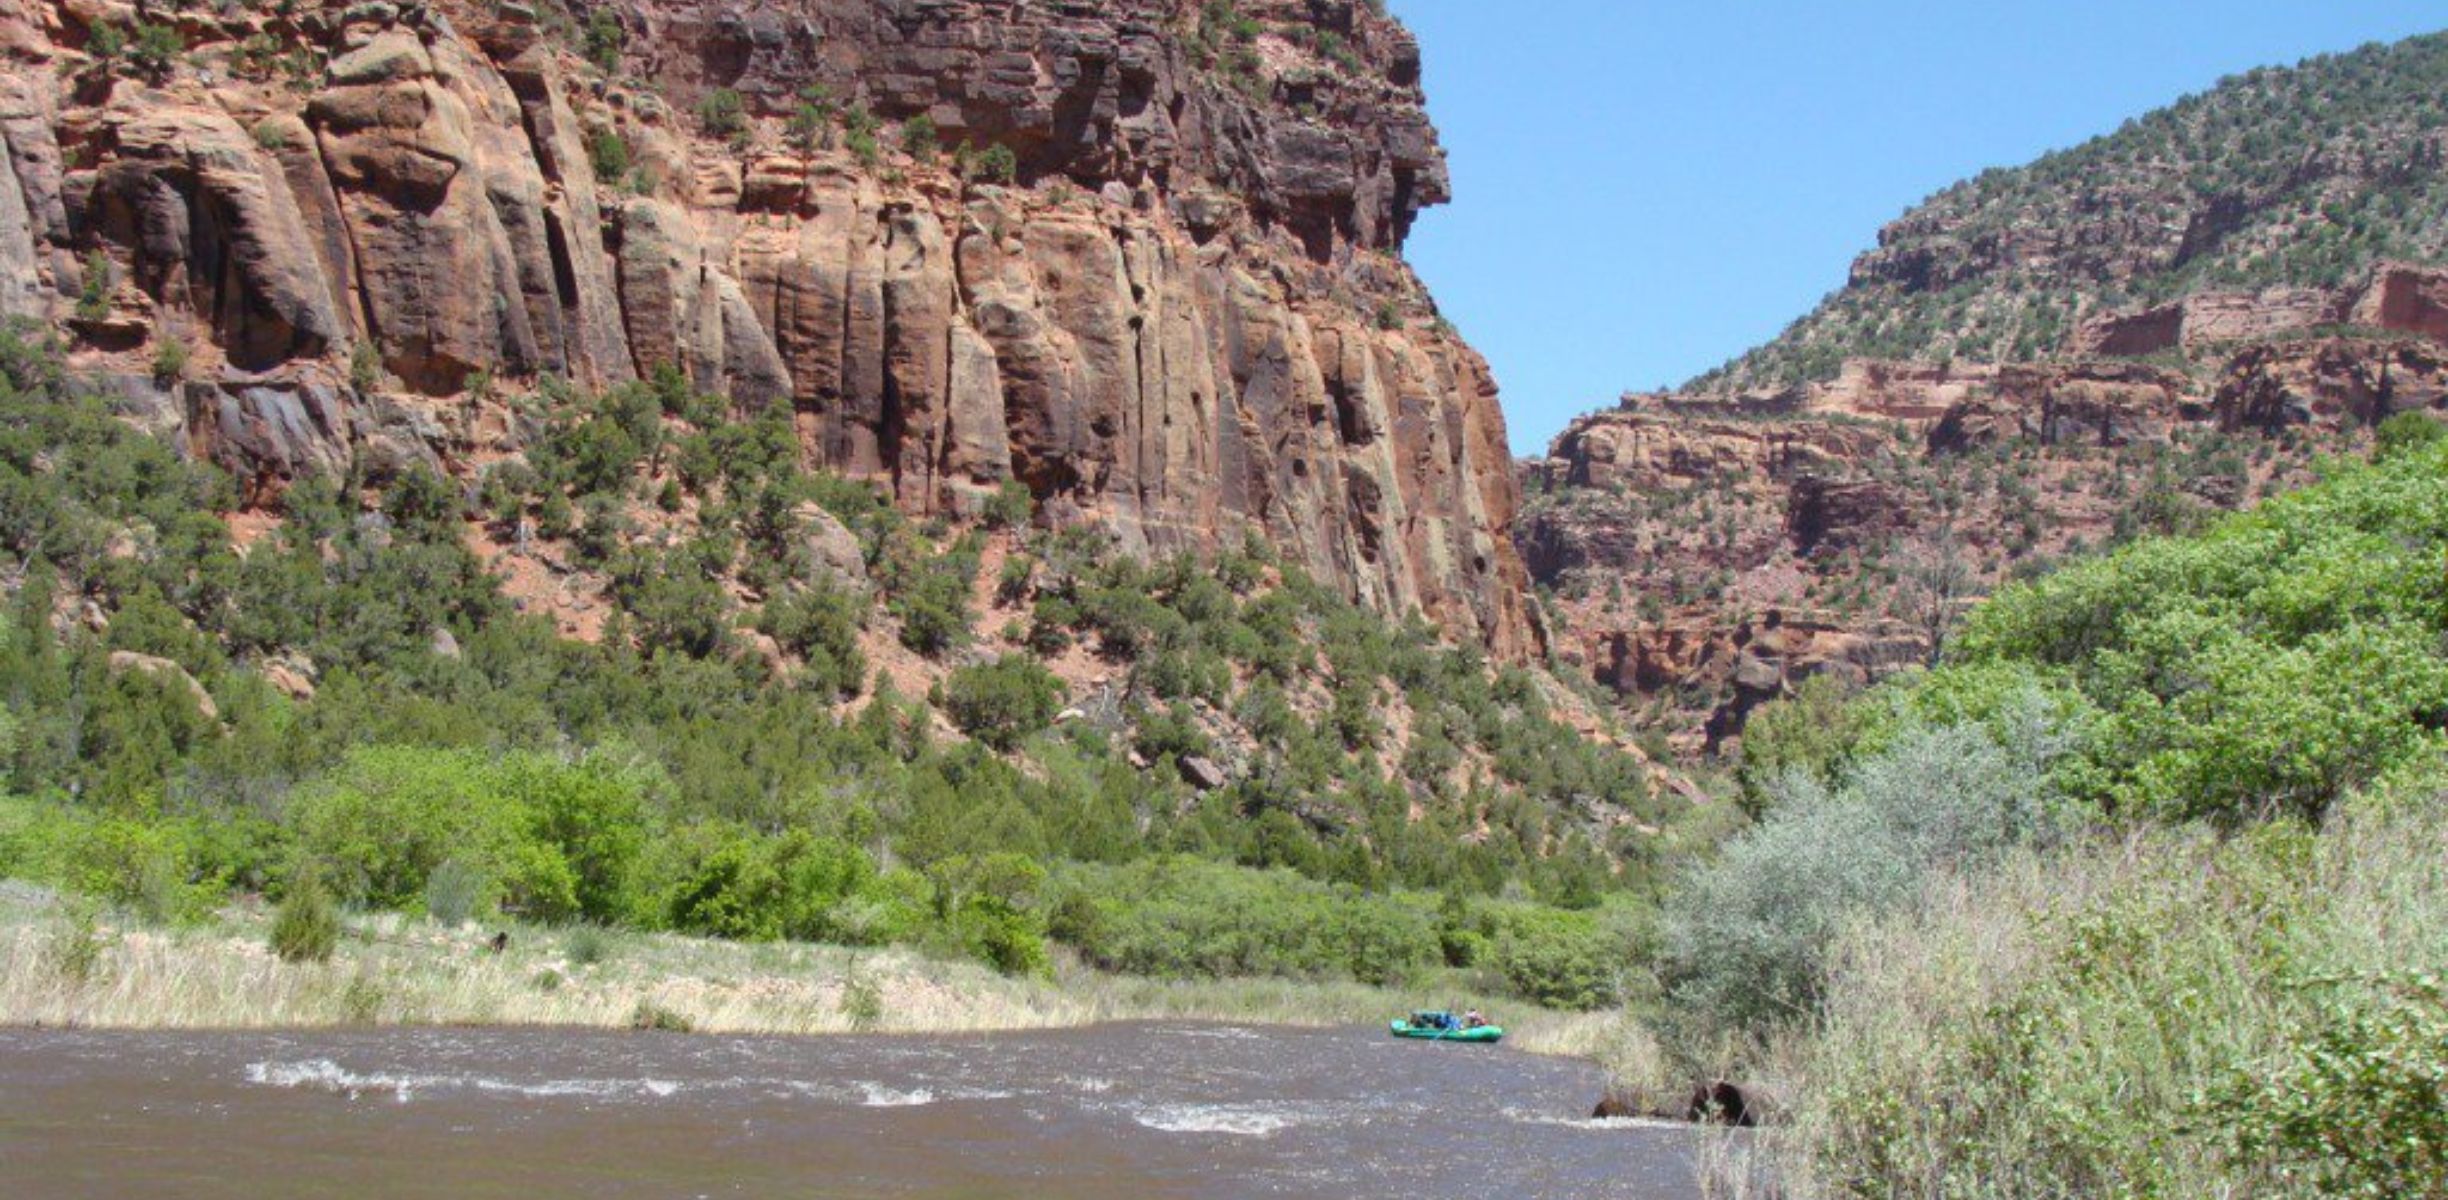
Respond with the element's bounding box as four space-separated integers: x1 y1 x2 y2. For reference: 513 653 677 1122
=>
2070 264 2448 359
6 0 1538 658
1523 300 2448 747
2216 337 2448 434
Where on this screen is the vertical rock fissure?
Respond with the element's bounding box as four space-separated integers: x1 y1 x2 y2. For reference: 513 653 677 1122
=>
306 126 380 353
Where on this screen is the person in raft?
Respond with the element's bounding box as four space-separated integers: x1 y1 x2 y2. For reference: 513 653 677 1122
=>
1463 1009 1486 1029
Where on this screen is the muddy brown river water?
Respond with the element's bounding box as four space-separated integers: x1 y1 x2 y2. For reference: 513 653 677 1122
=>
0 1023 1699 1198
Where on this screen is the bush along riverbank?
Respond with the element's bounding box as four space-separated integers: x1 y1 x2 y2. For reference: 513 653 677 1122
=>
0 881 1636 1059
1650 433 2448 1196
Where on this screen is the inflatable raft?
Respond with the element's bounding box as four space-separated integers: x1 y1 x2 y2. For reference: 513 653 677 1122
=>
1390 1013 1503 1043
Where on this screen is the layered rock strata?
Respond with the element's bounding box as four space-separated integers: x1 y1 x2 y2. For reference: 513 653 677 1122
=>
0 0 1538 657
1523 268 2448 747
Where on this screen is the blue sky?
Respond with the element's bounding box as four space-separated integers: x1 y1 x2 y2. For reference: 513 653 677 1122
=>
1389 1 2446 454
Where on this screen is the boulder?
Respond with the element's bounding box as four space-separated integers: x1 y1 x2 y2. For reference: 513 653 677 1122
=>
182 377 356 505
1686 1080 1784 1128
1178 755 1229 791
106 651 219 721
795 503 869 593
262 658 317 700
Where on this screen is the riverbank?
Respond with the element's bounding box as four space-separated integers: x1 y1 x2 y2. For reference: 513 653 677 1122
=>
0 884 1642 1064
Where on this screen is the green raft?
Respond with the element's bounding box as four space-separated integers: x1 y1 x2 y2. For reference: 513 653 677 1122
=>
1390 1012 1504 1043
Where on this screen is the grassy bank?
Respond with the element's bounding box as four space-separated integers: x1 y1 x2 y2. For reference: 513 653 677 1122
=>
0 883 1630 1055
1684 789 2448 1199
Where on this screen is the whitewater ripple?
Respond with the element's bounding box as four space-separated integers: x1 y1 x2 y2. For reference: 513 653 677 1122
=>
244 1059 679 1104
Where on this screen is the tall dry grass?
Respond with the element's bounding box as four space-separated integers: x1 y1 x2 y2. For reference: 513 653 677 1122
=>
0 900 1085 1035
1715 794 2448 1198
0 889 1628 1053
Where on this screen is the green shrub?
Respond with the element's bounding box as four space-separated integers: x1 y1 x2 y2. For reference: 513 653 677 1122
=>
1052 857 1437 985
75 251 111 321
942 656 1064 750
925 853 1050 975
128 22 183 78
1662 699 2077 1034
1490 908 1628 1011
1934 437 2448 823
977 143 1018 184
658 826 884 944
46 901 109 984
981 479 1033 529
2213 972 2448 1198
901 114 939 161
839 967 884 1029
149 335 188 384
1735 672 1862 816
880 535 976 657
628 1000 692 1032
2374 409 2444 461
564 924 616 967
698 88 747 139
85 22 124 65
755 580 867 698
786 85 835 150
581 10 624 73
587 129 632 186
291 747 650 924
348 340 384 393
270 870 341 964
843 104 881 167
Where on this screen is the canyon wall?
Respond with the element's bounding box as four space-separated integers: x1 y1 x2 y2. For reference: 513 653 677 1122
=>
0 0 1539 657
1523 264 2448 746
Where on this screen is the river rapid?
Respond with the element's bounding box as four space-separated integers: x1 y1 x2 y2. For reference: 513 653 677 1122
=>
0 1022 1699 1198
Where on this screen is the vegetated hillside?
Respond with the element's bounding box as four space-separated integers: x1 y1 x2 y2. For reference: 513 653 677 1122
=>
1523 25 2448 752
1656 420 2448 1196
1701 30 2448 390
0 0 1672 1005
0 320 1674 1004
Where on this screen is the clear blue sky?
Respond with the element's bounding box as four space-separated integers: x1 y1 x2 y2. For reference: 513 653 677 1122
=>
1390 1 2446 454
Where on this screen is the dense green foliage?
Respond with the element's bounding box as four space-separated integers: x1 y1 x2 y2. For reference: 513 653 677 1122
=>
2214 968 2448 1199
1690 437 2448 1044
1705 31 2448 388
1931 436 2448 824
0 325 1663 996
1682 422 2448 1195
1049 856 1642 1007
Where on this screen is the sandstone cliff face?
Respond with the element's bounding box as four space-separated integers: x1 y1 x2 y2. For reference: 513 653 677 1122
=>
0 0 1537 658
1524 287 2448 748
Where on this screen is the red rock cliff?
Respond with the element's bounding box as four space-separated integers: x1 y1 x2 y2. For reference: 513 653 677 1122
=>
0 0 1540 658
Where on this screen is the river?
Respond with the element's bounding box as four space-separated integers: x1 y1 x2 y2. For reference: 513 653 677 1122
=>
0 1022 1698 1198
